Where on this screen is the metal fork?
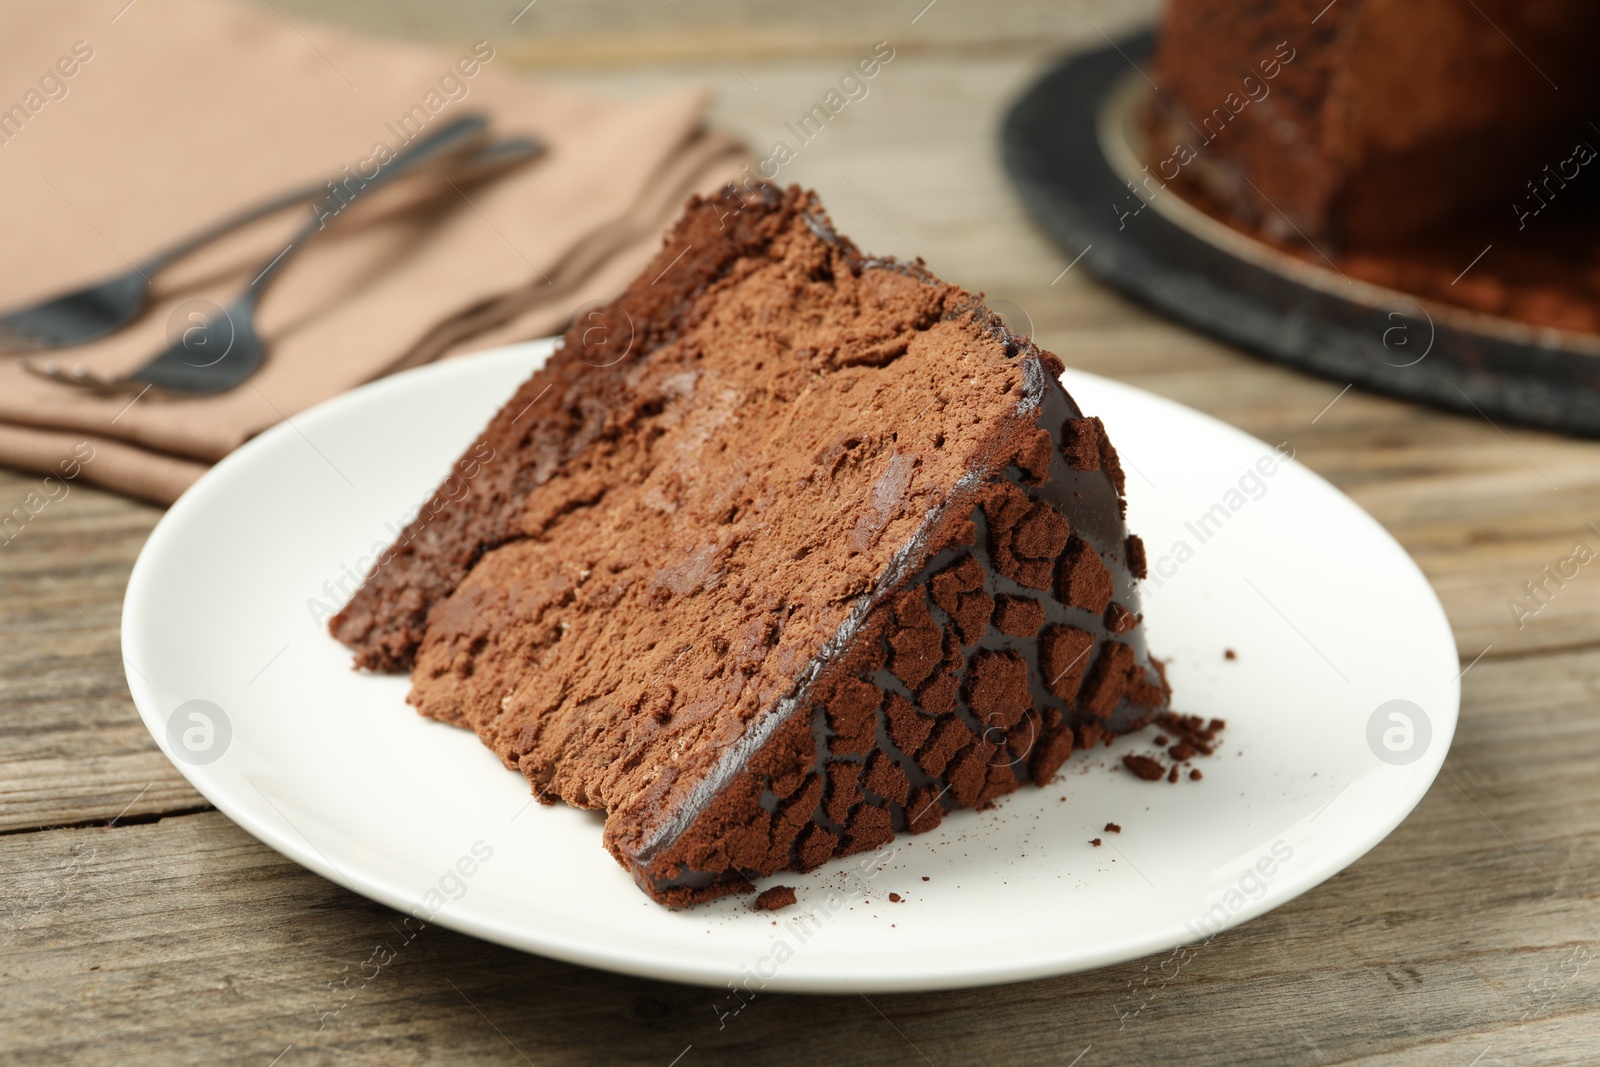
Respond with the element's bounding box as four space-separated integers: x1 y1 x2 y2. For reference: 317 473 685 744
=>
0 114 493 355
23 125 544 396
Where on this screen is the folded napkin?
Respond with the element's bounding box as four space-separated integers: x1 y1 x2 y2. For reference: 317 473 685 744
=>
0 0 747 503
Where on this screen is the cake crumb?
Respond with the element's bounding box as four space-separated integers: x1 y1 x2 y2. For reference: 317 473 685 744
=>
889 892 902 903
1090 837 1102 847
1104 822 1121 833
1167 766 1179 783
1190 769 1203 781
1159 712 1225 754
921 876 930 881
1122 754 1165 781
754 886 797 912
1224 648 1237 660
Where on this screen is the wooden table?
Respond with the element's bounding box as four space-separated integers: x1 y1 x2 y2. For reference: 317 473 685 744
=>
4 2 1598 1063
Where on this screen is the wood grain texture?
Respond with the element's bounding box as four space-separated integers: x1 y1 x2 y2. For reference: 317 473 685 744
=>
3 2 1599 1063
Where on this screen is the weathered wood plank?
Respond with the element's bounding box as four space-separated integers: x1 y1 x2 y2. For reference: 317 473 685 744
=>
0 756 203 834
0 468 198 831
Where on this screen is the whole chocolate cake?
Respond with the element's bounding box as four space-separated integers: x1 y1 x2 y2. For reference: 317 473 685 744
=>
331 183 1170 905
1146 0 1600 333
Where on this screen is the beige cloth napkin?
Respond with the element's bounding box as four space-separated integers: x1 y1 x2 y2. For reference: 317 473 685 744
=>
0 0 747 504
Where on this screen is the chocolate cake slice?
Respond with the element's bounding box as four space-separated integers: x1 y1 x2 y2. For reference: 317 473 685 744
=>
331 183 1170 905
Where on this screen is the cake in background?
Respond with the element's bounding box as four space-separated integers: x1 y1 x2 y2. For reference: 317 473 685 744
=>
1145 0 1600 334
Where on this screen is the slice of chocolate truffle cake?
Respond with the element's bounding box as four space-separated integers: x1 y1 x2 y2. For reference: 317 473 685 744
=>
331 183 1170 905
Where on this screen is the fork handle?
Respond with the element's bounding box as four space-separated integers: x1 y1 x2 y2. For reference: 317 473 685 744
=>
135 113 491 279
242 114 492 299
134 178 333 276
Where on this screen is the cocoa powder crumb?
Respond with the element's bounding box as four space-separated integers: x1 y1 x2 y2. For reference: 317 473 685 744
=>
1154 712 1227 758
1122 754 1165 781
754 886 797 911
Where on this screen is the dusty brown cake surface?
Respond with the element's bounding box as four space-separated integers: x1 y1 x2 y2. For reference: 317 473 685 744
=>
1145 0 1600 333
1148 0 1600 247
332 183 1170 904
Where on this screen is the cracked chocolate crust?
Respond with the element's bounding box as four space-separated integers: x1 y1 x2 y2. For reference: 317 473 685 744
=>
631 352 1168 904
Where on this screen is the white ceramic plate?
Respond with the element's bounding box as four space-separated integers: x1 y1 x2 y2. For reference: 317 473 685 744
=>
123 340 1458 993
